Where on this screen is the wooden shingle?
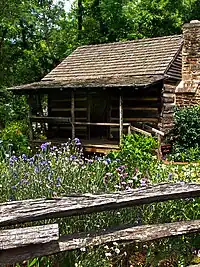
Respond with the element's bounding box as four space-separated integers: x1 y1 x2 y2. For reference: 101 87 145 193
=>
42 35 182 87
10 35 183 91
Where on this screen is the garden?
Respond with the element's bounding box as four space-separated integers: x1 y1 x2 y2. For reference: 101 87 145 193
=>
0 94 200 266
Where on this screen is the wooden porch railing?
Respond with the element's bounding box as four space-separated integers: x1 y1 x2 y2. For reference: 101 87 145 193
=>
1 183 200 264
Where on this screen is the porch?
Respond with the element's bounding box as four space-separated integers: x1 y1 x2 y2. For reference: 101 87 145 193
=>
27 85 162 153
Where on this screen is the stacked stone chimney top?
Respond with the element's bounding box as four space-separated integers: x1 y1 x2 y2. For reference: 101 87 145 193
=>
176 19 200 95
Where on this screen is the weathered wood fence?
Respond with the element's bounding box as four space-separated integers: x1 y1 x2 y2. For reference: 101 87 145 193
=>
1 183 200 265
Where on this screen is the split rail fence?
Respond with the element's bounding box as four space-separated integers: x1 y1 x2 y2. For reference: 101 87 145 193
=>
1 183 200 265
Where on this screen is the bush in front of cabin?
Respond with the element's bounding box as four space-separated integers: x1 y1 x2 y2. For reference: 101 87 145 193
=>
168 105 200 162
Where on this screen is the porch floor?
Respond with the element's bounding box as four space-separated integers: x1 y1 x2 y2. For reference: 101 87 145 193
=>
32 138 120 154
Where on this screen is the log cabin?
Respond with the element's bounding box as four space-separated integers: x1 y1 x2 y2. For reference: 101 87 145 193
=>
9 20 200 153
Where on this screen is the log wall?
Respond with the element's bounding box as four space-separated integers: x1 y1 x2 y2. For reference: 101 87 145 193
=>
48 90 88 139
110 84 162 138
47 85 163 140
159 80 177 134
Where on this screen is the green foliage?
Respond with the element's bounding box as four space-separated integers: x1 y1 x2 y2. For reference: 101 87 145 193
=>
1 0 200 89
109 133 158 171
168 106 200 162
0 0 74 88
173 106 200 148
168 146 200 162
0 91 28 127
0 141 199 266
0 121 29 155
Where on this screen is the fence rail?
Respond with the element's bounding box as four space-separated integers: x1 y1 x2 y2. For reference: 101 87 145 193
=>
1 182 200 264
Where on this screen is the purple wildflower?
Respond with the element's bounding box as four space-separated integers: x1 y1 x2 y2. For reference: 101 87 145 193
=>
22 154 27 161
40 142 50 151
9 155 18 166
70 155 76 160
74 138 81 146
11 185 17 190
168 173 173 180
57 177 61 182
140 177 147 187
106 158 111 164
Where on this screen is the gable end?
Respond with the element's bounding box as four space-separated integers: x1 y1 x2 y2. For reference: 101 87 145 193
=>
165 47 182 80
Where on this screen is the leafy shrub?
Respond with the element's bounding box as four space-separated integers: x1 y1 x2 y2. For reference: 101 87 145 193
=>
0 121 29 155
167 106 200 162
168 145 200 162
0 89 28 127
171 106 200 148
108 133 158 171
0 140 199 266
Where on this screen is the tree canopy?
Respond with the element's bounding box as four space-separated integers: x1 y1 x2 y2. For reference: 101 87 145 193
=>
0 0 199 88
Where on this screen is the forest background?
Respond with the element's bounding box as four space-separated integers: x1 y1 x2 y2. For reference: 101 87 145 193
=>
0 0 200 90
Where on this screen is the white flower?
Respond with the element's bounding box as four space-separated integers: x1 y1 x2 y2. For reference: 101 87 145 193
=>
115 248 120 254
80 247 86 252
105 252 112 257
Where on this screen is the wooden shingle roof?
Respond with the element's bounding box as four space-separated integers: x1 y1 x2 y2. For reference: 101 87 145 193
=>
42 35 182 85
11 35 183 91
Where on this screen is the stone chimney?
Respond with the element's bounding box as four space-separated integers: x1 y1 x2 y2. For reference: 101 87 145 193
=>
176 20 200 106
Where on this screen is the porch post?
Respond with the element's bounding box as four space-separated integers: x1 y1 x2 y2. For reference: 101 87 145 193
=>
87 92 91 140
27 94 33 141
119 91 123 146
71 90 75 139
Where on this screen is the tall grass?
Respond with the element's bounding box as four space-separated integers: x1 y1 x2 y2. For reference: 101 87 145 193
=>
0 135 200 266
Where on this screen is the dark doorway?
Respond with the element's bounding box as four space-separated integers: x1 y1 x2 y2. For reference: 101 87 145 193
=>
90 91 108 138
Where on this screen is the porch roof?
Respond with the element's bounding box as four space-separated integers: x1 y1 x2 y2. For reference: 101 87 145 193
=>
10 35 182 92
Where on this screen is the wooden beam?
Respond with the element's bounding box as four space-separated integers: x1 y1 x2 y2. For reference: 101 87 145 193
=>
87 93 91 140
112 107 159 111
1 220 200 264
119 94 123 146
71 90 75 139
1 183 200 227
144 124 165 136
30 116 71 124
111 97 160 101
111 117 159 123
74 122 130 126
53 97 87 102
51 108 87 112
130 126 152 137
0 224 59 250
107 94 112 139
27 94 34 140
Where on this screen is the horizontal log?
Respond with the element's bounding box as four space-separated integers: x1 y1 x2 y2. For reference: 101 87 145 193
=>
0 224 59 250
1 220 200 264
112 107 159 111
163 97 175 103
74 122 130 126
112 97 160 101
51 108 87 112
111 117 159 122
52 97 87 102
144 125 165 136
1 183 200 227
30 116 71 123
130 126 152 137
